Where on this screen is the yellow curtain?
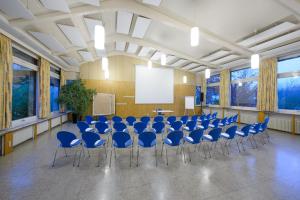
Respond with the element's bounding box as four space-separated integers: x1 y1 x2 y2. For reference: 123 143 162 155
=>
257 58 277 112
59 70 66 112
39 58 50 118
220 69 230 107
0 34 13 129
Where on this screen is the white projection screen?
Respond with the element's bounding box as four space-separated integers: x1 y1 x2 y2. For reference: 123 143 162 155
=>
135 65 174 104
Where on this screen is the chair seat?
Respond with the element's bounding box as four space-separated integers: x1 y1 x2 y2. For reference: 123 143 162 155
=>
203 135 213 141
184 136 194 144
164 138 173 146
94 139 106 147
85 127 94 132
219 123 224 126
183 126 191 131
236 131 245 136
208 124 215 128
70 139 81 147
91 121 98 124
259 128 263 132
138 139 156 148
249 129 257 134
198 125 204 129
113 139 133 148
221 133 230 139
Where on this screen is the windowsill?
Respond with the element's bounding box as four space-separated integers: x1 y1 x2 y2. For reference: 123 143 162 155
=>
276 109 300 116
228 106 258 112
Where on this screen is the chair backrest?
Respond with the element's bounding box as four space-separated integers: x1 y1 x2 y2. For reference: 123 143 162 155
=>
261 120 268 132
152 122 165 134
112 116 122 123
77 121 89 133
206 113 211 120
212 112 218 119
167 116 176 124
208 128 222 142
98 116 108 123
82 132 101 148
227 116 233 124
264 117 270 124
113 122 127 132
191 115 198 122
186 120 196 131
221 117 227 124
252 123 261 133
95 122 109 134
232 114 238 123
166 131 183 146
180 115 189 124
57 131 77 148
241 124 251 136
171 120 183 131
212 118 220 127
140 116 151 124
201 119 210 130
85 115 93 125
225 125 238 139
138 132 156 147
154 115 164 123
199 115 206 121
134 122 147 134
189 129 204 144
126 116 136 126
112 131 131 148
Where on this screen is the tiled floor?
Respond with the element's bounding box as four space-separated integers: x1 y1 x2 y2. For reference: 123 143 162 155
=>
1 123 300 200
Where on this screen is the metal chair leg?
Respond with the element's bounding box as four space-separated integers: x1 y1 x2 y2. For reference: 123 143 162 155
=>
187 145 191 162
73 149 78 167
181 144 186 163
165 147 168 166
104 145 107 159
136 146 139 167
77 148 82 167
97 149 101 167
161 143 164 156
155 145 158 167
236 139 241 153
52 148 58 167
109 147 113 168
64 148 68 157
129 146 132 168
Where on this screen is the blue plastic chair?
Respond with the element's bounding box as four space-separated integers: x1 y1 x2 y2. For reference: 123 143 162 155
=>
77 121 94 134
218 117 228 127
209 118 220 128
249 123 261 148
198 115 206 122
180 115 189 125
140 116 151 125
169 120 183 131
183 120 196 132
112 116 123 123
52 131 81 167
154 115 164 123
113 122 128 132
226 116 233 125
85 115 97 125
206 113 211 120
166 116 176 125
95 122 112 143
220 126 238 154
183 129 204 162
109 131 133 167
260 117 270 142
126 116 136 126
198 119 210 131
232 114 238 123
98 116 109 124
203 128 222 158
236 124 251 151
211 112 218 120
162 130 185 165
152 122 165 138
137 131 157 166
191 115 198 122
78 132 107 167
134 122 147 135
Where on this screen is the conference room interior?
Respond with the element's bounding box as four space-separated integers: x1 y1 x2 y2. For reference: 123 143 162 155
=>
1 0 300 200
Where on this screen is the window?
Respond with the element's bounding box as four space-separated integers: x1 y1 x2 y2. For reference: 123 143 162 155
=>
12 63 37 121
206 74 220 105
277 57 300 110
50 66 60 112
230 68 258 107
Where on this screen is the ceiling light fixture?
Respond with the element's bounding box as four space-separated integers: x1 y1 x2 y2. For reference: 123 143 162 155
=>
183 75 187 84
161 54 166 65
102 57 108 71
190 27 199 47
104 70 109 80
251 54 260 69
148 60 152 69
205 68 211 79
95 25 105 50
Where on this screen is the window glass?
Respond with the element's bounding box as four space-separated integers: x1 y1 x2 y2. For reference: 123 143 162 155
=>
207 74 220 84
231 81 257 107
278 57 300 73
50 77 60 112
278 76 300 110
12 63 37 120
231 68 258 80
206 86 220 105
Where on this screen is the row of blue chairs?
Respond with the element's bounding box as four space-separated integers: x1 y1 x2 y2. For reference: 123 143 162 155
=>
52 116 269 167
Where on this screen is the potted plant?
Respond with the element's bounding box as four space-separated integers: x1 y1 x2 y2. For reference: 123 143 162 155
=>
58 80 96 123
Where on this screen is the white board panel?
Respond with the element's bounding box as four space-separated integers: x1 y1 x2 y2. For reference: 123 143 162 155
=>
30 31 66 53
0 0 34 19
58 24 87 47
135 65 174 104
185 96 194 109
40 0 70 13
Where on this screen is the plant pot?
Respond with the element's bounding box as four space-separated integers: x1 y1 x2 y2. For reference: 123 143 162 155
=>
72 113 78 124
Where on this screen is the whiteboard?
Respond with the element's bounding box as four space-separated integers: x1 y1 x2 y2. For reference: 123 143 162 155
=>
185 96 195 109
135 65 174 104
93 93 115 116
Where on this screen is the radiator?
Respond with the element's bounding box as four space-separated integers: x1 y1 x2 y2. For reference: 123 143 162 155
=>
295 116 300 134
269 114 292 133
224 109 238 118
37 121 49 135
13 126 33 146
51 117 61 128
240 111 257 124
62 115 68 123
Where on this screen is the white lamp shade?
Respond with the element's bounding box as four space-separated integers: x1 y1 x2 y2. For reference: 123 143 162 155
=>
183 75 187 84
251 54 260 69
147 60 152 69
104 70 109 80
205 68 211 79
190 27 199 47
101 57 108 71
161 54 166 65
238 81 243 86
95 25 105 50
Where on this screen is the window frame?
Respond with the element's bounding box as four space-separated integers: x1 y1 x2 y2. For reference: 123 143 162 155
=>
11 56 39 127
277 57 300 112
206 73 220 106
50 65 61 114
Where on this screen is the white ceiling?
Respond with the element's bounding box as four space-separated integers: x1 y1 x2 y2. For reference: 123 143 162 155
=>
0 0 300 72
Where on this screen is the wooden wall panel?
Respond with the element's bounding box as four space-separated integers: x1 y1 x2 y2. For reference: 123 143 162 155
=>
81 55 200 117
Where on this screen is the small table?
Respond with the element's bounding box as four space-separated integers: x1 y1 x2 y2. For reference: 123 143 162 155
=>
153 110 174 115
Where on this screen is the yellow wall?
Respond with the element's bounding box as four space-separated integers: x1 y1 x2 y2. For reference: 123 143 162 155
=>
80 55 200 117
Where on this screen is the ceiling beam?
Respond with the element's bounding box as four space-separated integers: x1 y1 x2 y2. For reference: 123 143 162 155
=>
272 0 300 19
10 0 253 56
